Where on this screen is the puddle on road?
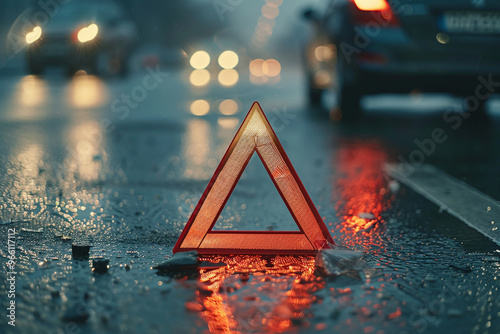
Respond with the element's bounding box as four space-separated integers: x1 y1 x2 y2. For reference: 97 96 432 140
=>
196 255 318 333
332 140 394 254
170 254 409 334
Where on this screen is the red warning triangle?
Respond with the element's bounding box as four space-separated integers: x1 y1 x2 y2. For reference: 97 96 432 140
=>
173 102 334 255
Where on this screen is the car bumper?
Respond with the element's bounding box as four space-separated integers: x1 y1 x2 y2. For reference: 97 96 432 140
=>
342 27 500 93
27 41 99 66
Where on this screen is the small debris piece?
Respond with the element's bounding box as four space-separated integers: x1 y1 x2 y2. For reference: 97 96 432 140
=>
72 244 91 260
425 275 437 282
21 227 43 233
92 258 110 274
61 235 72 241
0 221 14 225
153 250 200 278
315 246 364 276
38 259 51 269
198 261 227 269
447 308 464 318
1 220 30 225
62 304 89 323
450 264 472 273
358 212 376 220
388 180 400 193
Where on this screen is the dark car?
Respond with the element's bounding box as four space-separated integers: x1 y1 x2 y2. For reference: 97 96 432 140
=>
303 0 500 121
25 0 137 76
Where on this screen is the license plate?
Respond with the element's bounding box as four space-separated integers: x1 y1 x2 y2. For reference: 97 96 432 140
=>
441 12 500 33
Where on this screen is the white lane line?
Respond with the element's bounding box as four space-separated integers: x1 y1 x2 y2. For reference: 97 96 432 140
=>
385 163 500 246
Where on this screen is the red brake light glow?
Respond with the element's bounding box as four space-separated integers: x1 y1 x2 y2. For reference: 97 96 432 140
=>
353 0 389 11
350 0 399 27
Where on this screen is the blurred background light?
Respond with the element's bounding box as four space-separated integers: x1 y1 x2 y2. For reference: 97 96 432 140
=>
189 69 210 87
218 50 239 69
189 50 210 69
190 99 210 116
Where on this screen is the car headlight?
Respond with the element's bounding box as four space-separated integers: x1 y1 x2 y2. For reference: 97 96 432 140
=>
77 24 98 43
26 26 42 44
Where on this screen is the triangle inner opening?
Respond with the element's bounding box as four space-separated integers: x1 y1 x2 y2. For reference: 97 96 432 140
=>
212 152 300 232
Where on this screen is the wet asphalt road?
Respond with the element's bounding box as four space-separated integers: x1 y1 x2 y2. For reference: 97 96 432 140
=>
0 63 499 334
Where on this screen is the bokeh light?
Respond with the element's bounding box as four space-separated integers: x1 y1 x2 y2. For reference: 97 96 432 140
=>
18 75 46 107
189 51 210 69
68 74 107 108
190 99 210 116
189 69 210 87
218 50 239 69
218 99 238 115
262 59 281 77
314 45 335 62
217 69 239 87
266 0 283 5
25 26 41 44
314 70 330 87
249 59 265 77
217 117 239 129
77 23 98 43
261 4 279 19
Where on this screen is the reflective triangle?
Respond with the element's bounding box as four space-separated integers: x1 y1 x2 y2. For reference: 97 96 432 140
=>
173 102 334 255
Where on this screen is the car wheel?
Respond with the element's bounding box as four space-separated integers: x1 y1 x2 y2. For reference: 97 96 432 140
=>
465 97 489 121
331 58 363 122
332 84 362 122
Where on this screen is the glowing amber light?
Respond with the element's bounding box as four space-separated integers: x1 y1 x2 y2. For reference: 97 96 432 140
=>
314 70 330 86
190 50 210 69
249 59 265 77
261 4 280 19
217 117 239 129
218 50 239 69
217 69 239 87
353 0 389 11
266 0 283 6
173 102 334 255
190 99 210 116
262 59 281 77
314 45 335 62
189 69 210 87
218 99 238 115
77 24 98 43
68 74 107 108
26 26 42 44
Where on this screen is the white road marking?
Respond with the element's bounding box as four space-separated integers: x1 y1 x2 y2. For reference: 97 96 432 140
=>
385 163 500 246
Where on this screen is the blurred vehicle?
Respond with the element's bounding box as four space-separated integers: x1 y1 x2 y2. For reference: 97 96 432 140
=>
303 0 500 121
25 0 137 76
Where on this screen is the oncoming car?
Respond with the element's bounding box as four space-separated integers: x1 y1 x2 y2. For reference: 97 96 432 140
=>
25 0 137 76
303 0 500 121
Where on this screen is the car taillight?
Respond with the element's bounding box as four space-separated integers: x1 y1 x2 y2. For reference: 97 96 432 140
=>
350 0 399 27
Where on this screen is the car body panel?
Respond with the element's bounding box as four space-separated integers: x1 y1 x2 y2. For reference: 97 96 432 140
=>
305 0 500 96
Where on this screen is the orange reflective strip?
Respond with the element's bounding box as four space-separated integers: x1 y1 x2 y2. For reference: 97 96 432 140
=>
200 232 314 251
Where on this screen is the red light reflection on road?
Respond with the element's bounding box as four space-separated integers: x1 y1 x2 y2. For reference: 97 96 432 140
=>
333 141 394 250
193 255 322 333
